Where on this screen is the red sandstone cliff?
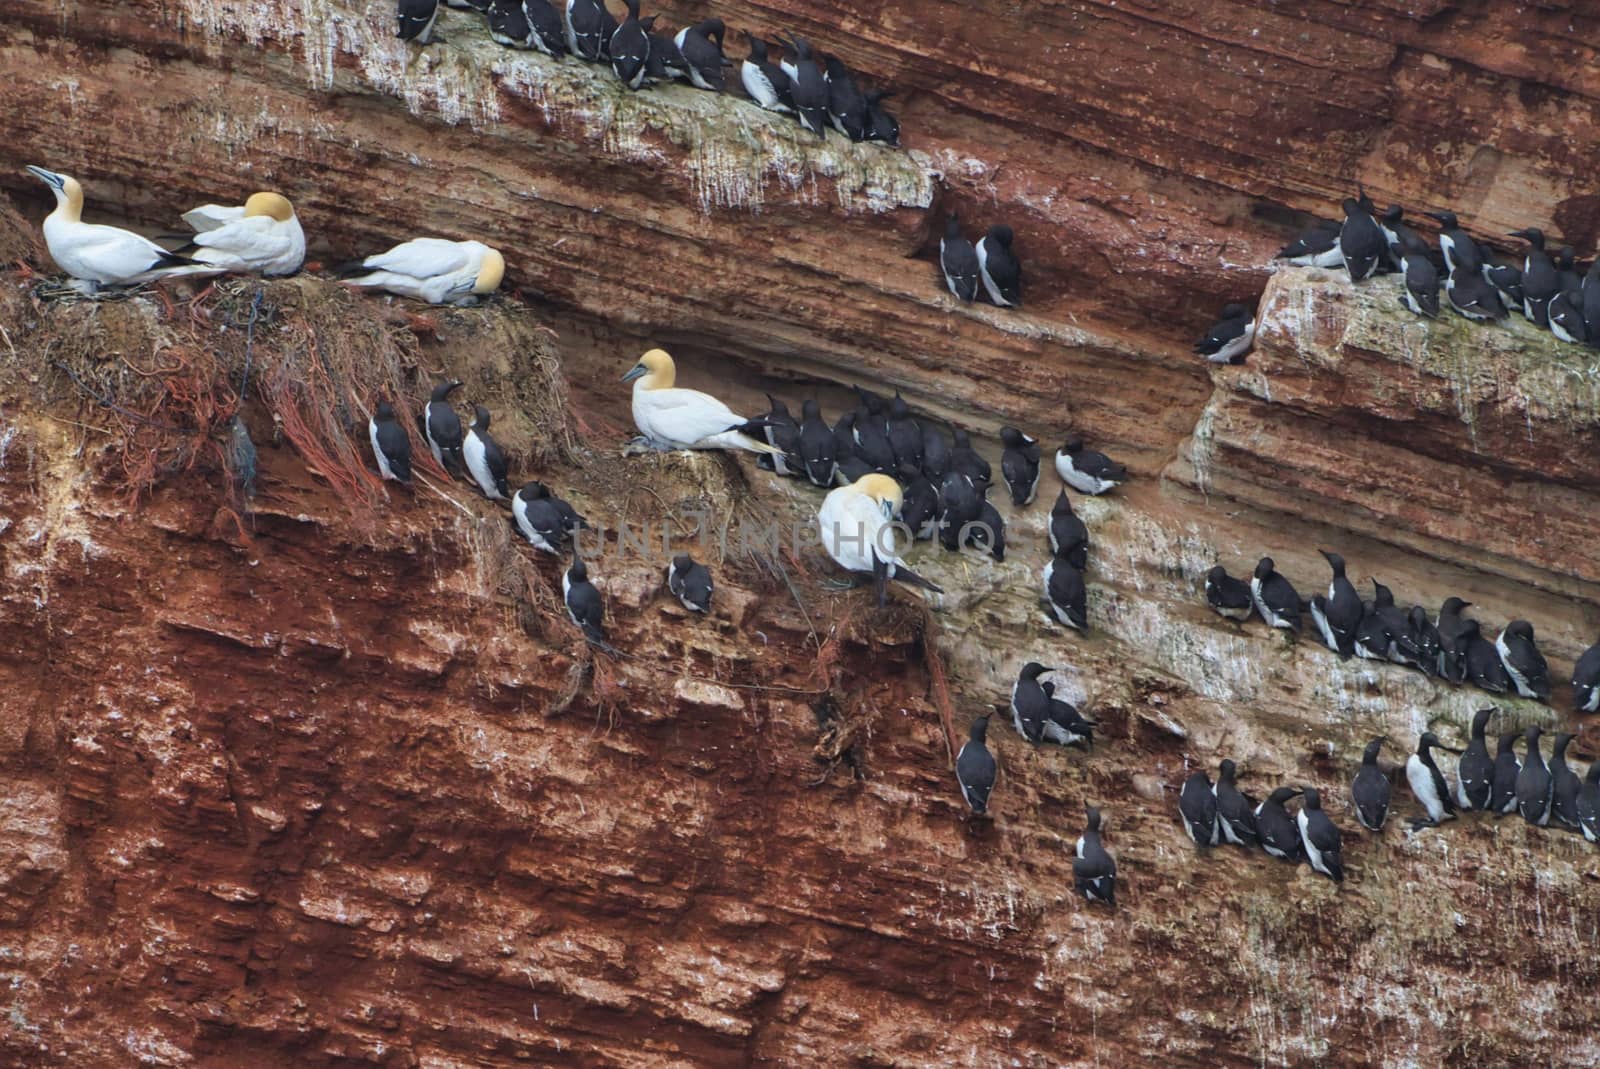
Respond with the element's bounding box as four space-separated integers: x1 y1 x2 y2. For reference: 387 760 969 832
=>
2 1 1600 1066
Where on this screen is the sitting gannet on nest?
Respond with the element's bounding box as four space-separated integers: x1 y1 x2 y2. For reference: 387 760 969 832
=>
817 473 942 607
337 238 504 306
26 165 200 293
175 192 305 276
620 348 783 456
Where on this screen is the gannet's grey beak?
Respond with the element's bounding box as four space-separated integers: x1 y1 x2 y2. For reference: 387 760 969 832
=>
621 364 646 383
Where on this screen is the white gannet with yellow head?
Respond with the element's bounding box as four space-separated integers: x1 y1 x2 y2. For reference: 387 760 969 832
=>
178 191 306 276
818 473 943 607
26 165 199 292
337 238 505 305
621 348 784 456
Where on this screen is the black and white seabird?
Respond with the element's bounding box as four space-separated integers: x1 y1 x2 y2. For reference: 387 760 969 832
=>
999 427 1040 506
643 25 691 83
488 0 537 48
1443 262 1508 322
464 405 511 501
1548 733 1582 831
1496 620 1551 702
864 90 900 146
1351 738 1391 831
1312 549 1361 658
1454 707 1496 812
1408 606 1441 678
1009 661 1053 743
1405 731 1459 830
397 0 441 43
783 36 829 138
1214 760 1259 847
1425 210 1482 275
563 558 607 645
1296 789 1343 882
852 402 897 473
1256 787 1304 862
1205 564 1253 623
1548 288 1589 345
937 468 982 552
512 481 577 554
1050 491 1090 572
1490 730 1521 815
1377 204 1423 269
886 394 923 470
739 33 792 112
939 215 980 302
608 0 650 88
1399 238 1441 318
1371 582 1424 668
1510 228 1558 326
1274 218 1343 268
369 401 413 484
969 500 1006 561
422 380 466 476
798 399 836 487
1435 597 1474 682
1039 681 1095 749
564 0 615 61
675 19 731 91
1352 600 1393 663
522 0 568 54
920 423 951 479
956 717 998 816
950 430 991 490
1193 303 1255 364
1463 623 1512 694
1179 770 1220 847
1583 258 1600 343
1482 258 1524 313
757 396 803 478
1555 246 1582 294
1072 806 1117 907
1515 725 1553 826
822 56 870 141
1250 557 1301 634
1054 437 1127 496
1573 637 1600 713
1339 196 1386 282
666 554 713 613
898 466 939 540
976 225 1022 307
1043 556 1088 631
1577 759 1600 843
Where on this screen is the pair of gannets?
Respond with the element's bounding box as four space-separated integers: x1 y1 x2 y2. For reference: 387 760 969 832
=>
27 166 305 289
620 349 941 606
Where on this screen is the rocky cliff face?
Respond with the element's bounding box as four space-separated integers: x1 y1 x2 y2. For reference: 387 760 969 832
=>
3 1 1600 1067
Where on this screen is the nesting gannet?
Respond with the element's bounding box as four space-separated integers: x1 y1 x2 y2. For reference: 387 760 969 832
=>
817 473 942 607
337 238 505 305
26 165 199 292
621 349 783 455
177 192 306 276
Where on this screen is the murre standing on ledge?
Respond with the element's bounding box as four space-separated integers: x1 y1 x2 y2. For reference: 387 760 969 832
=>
783 36 829 139
1274 218 1343 268
740 33 793 113
563 558 609 647
676 19 733 91
1578 759 1600 843
622 349 785 456
1339 195 1387 282
976 225 1022 307
463 405 511 501
512 482 585 554
1398 234 1441 318
1435 597 1474 682
1490 730 1522 816
1312 549 1361 658
1040 681 1095 749
999 427 1041 506
1406 731 1460 830
521 0 568 55
422 380 466 476
564 0 615 61
608 0 651 88
1179 770 1220 847
666 554 713 613
798 400 836 487
1351 738 1391 831
488 0 538 49
1214 760 1259 847
1516 725 1553 827
369 401 413 485
817 474 943 607
1256 787 1304 863
939 215 980 302
1463 621 1512 694
1073 806 1117 907
396 0 441 43
1250 557 1302 634
956 716 998 816
1496 620 1552 702
1297 789 1344 882
1426 210 1481 276
1055 437 1127 495
1573 637 1600 713
1454 707 1496 812
1547 733 1582 831
1511 228 1558 326
1043 556 1088 631
823 55 870 141
1193 303 1256 364
757 395 803 477
1205 564 1254 623
1050 491 1090 571
1009 661 1054 743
